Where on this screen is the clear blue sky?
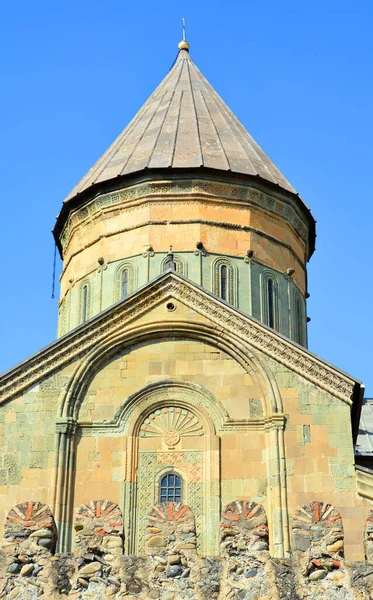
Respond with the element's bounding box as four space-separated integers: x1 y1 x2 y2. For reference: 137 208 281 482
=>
0 1 372 394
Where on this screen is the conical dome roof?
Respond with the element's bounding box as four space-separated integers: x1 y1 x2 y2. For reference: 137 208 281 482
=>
65 47 296 203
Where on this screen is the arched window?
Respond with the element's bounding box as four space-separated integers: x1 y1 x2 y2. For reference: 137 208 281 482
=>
267 278 275 329
220 265 227 301
261 271 280 331
161 255 187 277
82 285 89 322
79 280 91 324
159 472 182 503
115 262 137 302
212 259 237 306
294 292 305 346
122 269 129 299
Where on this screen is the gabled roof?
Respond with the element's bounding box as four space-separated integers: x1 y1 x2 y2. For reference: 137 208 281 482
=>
0 272 362 439
64 47 296 204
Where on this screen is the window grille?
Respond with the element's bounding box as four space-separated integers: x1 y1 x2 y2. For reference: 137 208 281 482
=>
159 473 182 503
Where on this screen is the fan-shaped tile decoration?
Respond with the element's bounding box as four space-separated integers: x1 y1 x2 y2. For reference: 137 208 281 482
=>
146 502 196 554
364 510 373 561
4 501 57 554
74 500 124 556
292 501 344 557
220 500 269 556
140 407 203 448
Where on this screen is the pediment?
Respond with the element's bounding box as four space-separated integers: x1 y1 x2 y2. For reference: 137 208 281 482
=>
0 272 359 407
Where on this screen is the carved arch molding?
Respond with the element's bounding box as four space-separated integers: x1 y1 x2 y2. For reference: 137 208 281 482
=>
123 384 221 556
53 334 288 557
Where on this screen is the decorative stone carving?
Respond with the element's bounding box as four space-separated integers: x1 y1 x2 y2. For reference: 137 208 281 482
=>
140 407 203 447
292 501 344 582
146 502 196 556
211 257 237 306
74 500 124 557
0 273 355 405
59 179 309 252
220 500 269 557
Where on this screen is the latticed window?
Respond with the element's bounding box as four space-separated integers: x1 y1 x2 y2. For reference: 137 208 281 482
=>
159 473 182 503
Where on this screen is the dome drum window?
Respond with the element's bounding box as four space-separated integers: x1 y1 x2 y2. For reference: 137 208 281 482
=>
261 271 280 331
212 259 237 306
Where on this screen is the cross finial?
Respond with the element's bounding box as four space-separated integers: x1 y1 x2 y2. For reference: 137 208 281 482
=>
178 18 190 52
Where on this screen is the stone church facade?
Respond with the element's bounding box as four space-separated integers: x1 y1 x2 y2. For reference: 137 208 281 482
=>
1 39 373 599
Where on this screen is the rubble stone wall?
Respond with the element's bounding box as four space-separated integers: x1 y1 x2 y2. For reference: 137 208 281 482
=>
2 499 373 599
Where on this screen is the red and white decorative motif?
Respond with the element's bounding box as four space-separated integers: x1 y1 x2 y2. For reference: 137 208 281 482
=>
146 502 196 555
75 500 123 536
3 502 57 555
220 500 269 556
5 502 54 532
292 501 344 558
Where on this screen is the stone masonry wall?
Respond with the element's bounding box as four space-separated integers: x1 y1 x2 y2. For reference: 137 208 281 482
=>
2 499 373 599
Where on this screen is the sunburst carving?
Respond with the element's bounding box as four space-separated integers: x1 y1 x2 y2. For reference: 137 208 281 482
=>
139 407 203 447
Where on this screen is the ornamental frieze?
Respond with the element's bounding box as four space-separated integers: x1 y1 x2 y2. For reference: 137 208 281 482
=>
0 273 354 405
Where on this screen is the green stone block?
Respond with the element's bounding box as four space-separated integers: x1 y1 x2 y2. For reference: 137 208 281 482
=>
7 466 21 485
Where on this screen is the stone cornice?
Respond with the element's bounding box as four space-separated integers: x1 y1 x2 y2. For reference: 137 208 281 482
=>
0 273 357 405
59 178 310 257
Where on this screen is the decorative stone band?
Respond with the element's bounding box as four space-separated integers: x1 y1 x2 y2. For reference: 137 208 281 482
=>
3 502 57 554
59 179 309 253
146 502 196 555
220 500 269 557
0 273 355 405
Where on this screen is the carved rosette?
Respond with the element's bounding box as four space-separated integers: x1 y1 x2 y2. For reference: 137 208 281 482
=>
146 502 196 555
220 500 269 557
140 407 203 448
292 501 344 581
3 501 57 555
74 500 124 556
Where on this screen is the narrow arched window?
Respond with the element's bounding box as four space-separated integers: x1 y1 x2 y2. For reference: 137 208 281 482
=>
220 265 227 301
82 285 89 323
267 278 275 329
295 294 303 345
159 473 182 503
212 259 237 306
122 269 129 299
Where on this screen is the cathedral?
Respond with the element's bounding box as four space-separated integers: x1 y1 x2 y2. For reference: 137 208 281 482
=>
1 36 373 599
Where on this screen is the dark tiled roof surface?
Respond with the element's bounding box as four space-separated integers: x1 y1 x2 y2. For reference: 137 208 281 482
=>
65 49 296 202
